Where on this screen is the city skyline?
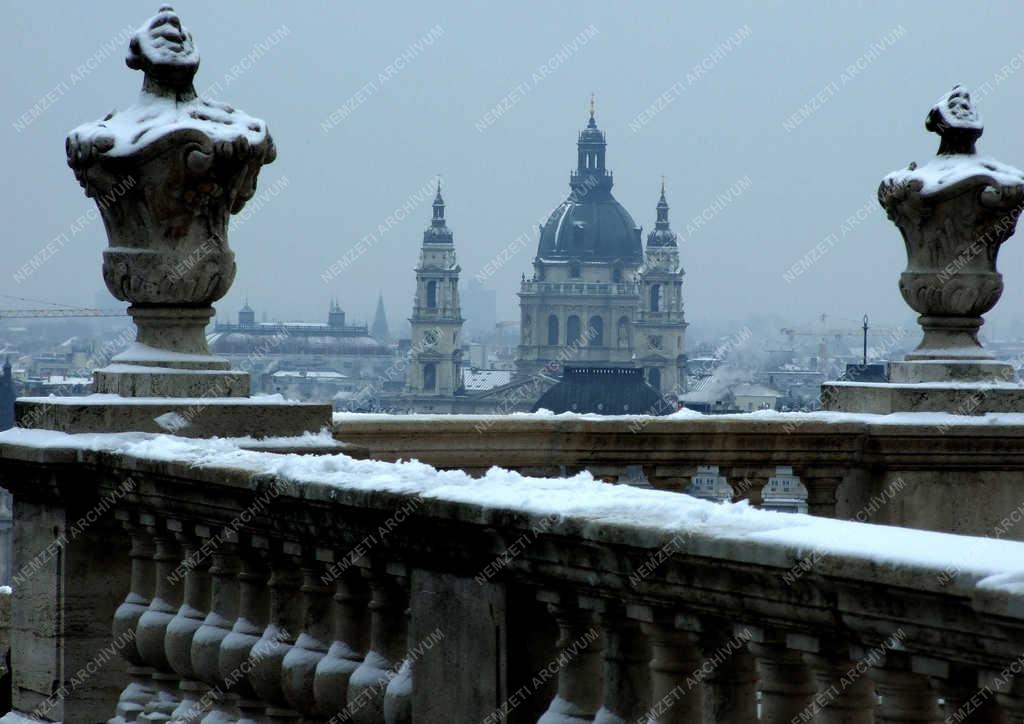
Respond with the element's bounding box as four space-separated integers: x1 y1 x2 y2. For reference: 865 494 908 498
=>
6 2 1024 333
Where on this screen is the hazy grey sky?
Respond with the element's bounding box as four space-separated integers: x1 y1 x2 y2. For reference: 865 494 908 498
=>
5 1 1024 336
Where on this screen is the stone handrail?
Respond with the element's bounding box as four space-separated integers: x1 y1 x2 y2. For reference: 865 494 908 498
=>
520 281 639 296
1 430 1024 722
332 411 1024 539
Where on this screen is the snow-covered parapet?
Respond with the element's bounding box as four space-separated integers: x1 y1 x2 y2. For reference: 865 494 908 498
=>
64 5 276 374
877 85 1024 368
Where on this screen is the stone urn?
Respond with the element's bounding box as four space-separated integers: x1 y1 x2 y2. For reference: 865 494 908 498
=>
66 5 275 394
879 85 1024 380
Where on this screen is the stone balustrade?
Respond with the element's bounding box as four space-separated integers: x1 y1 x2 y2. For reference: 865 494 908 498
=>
333 411 1024 538
1 430 1024 722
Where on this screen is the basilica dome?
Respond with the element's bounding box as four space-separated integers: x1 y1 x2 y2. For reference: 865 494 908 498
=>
536 110 642 265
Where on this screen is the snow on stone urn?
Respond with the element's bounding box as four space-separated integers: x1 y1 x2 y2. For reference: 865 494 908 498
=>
879 85 1024 382
65 5 275 396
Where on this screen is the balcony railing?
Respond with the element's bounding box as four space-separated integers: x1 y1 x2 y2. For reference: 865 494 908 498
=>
520 281 639 297
331 412 1024 538
2 422 1024 722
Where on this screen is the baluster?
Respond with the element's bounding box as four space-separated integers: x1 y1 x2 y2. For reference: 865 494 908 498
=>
218 544 270 724
314 569 370 716
191 532 240 724
721 465 775 507
281 549 333 720
136 525 185 723
869 652 940 723
794 466 844 517
164 525 212 723
537 591 604 724
946 664 1010 723
247 548 302 722
110 518 156 724
700 621 758 724
593 604 650 724
383 597 413 724
347 565 409 724
748 629 817 724
994 672 1024 724
803 638 876 724
638 616 704 724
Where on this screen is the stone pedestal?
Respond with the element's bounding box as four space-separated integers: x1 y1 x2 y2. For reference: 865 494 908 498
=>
26 6 333 438
826 86 1024 414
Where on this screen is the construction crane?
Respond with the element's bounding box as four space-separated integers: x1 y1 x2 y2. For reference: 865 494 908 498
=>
780 314 901 367
0 294 127 321
0 308 125 320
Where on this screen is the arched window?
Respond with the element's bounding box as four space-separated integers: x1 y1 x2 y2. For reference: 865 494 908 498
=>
426 281 437 309
650 284 661 312
617 316 630 348
547 315 559 346
567 315 581 346
423 362 436 391
647 367 661 391
588 316 604 346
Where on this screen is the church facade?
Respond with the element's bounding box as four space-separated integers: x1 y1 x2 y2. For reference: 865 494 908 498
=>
516 108 687 395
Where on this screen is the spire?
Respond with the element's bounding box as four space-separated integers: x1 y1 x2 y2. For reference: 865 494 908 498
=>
371 291 391 341
432 176 445 225
647 179 677 247
574 95 610 191
424 176 453 243
656 177 669 226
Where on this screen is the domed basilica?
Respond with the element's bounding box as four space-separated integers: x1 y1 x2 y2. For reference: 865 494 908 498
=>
516 105 687 394
396 103 688 414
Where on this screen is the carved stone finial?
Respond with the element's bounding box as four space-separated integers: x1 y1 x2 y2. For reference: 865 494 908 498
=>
65 6 276 396
878 86 1024 380
926 85 983 155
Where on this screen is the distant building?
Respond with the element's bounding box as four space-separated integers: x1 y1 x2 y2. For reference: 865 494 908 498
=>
0 360 14 431
371 292 391 343
531 365 667 415
404 182 465 404
209 302 396 405
516 107 687 395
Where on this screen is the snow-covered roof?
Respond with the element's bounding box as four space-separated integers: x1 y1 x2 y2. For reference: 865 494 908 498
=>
462 369 513 391
272 370 347 380
732 383 782 398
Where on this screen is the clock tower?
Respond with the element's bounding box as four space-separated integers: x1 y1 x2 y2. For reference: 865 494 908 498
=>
406 181 465 397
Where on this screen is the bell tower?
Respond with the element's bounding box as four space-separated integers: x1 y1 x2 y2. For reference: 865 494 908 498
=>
406 180 464 397
636 180 687 393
